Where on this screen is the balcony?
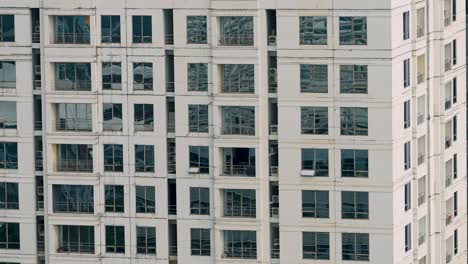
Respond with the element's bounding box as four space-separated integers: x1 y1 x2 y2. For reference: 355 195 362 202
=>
219 34 254 46
54 80 92 91
57 159 93 173
168 204 177 215
56 118 92 132
54 33 90 45
223 165 256 177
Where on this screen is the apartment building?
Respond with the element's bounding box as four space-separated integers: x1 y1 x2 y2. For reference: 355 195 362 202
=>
0 0 465 263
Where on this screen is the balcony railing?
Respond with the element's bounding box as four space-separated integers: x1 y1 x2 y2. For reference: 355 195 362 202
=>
166 81 175 93
446 212 453 225
445 99 452 110
268 81 277 93
56 118 92 132
418 192 425 206
54 202 94 214
134 123 154 132
54 33 90 44
271 246 280 259
268 35 277 46
223 164 256 177
417 113 425 125
57 242 95 254
418 233 425 245
32 32 40 43
0 81 16 89
222 125 255 136
221 81 255 93
168 205 177 215
417 26 425 38
57 159 93 172
270 207 279 217
103 121 122 131
269 166 278 176
417 154 425 165
0 120 17 129
223 248 257 259
35 150 43 171
165 34 174 45
224 206 256 218
169 245 177 256
54 80 92 91
219 34 254 46
34 79 42 90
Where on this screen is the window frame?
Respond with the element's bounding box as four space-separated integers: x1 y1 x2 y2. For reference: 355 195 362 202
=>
188 104 209 133
341 191 369 219
299 16 327 45
301 106 328 135
187 16 207 44
103 144 123 172
104 185 124 213
300 64 328 93
191 228 211 256
105 225 125 253
132 16 152 44
302 190 329 218
135 185 155 213
135 144 154 172
101 15 121 44
190 187 210 215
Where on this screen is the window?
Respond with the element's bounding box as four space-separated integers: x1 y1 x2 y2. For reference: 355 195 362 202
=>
104 185 124 213
219 16 254 46
55 103 92 131
405 224 412 251
102 62 122 90
190 187 210 215
104 144 123 172
340 107 368 136
403 11 410 40
134 104 153 131
299 16 327 45
224 189 256 218
342 233 369 261
189 146 209 174
339 17 367 45
188 63 208 91
300 64 328 93
132 16 152 43
403 59 410 87
0 61 15 88
188 104 209 133
341 149 368 177
133 63 153 90
454 191 458 216
454 229 458 255
191 228 210 256
0 102 16 129
452 39 457 65
101 16 120 43
105 225 125 253
0 15 14 42
53 185 94 213
221 64 255 93
404 182 411 211
136 226 156 254
302 190 329 218
135 186 155 213
55 63 91 91
135 145 154 172
0 183 18 209
54 16 90 44
301 107 328 135
340 65 367 94
445 78 457 110
222 106 255 135
0 142 18 169
445 42 454 71
417 8 425 37
302 232 329 260
223 230 256 259
57 144 93 172
222 147 256 177
404 100 411 129
404 141 411 170
58 225 94 253
301 148 328 176
341 191 368 219
187 16 207 44
103 103 122 131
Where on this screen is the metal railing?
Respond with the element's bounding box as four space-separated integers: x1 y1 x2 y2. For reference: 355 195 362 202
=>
34 80 42 90
223 164 256 177
169 245 177 256
32 32 40 43
54 33 90 44
165 35 174 45
57 242 95 254
222 125 255 136
270 207 279 218
56 118 92 132
134 123 154 132
417 154 425 165
268 35 277 46
417 113 425 125
417 26 425 38
57 159 93 172
221 81 255 93
269 125 278 135
166 81 175 92
168 205 177 215
219 34 254 46
418 233 425 245
54 202 94 213
418 192 425 206
0 81 16 89
224 206 256 218
35 150 43 171
0 120 17 129
271 247 280 259
268 81 277 93
54 80 92 91
223 248 257 259
269 166 278 176
445 99 452 110
446 212 453 225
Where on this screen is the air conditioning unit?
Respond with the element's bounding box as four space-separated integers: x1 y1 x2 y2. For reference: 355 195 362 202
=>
271 195 279 203
34 65 41 75
301 169 315 176
188 167 200 174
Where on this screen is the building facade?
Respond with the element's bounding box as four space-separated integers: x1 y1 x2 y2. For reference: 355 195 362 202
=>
0 0 465 263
